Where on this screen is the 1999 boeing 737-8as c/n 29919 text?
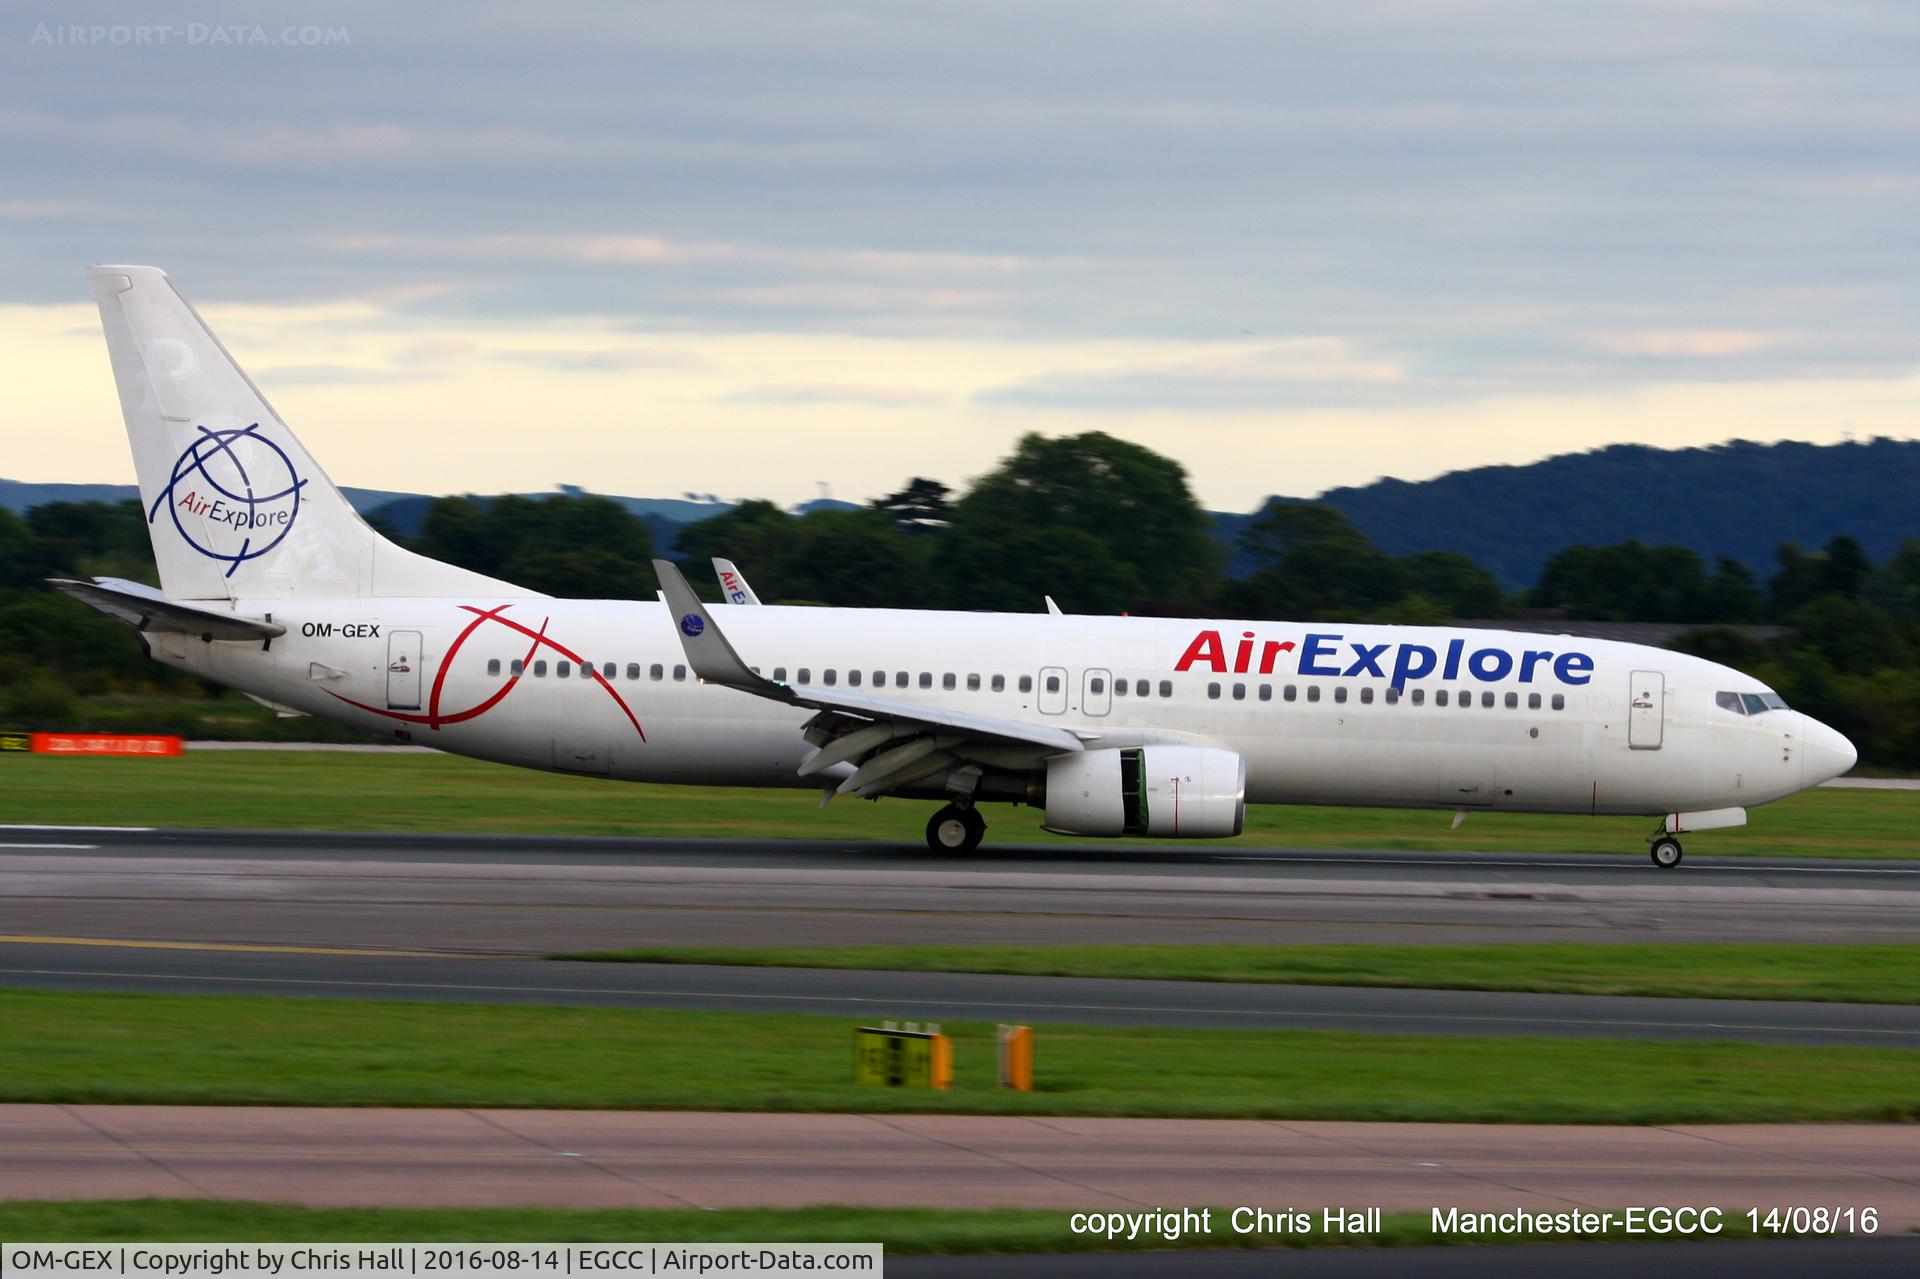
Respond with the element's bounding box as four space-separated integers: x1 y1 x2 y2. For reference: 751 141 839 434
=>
56 266 1858 864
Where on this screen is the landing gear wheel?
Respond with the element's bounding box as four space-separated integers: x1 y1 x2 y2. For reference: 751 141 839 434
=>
1649 836 1683 868
927 804 986 853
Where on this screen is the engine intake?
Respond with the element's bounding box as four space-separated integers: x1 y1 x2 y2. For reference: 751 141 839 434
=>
1044 745 1245 838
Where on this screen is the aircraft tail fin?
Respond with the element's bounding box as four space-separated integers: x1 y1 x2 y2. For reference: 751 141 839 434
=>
90 264 535 602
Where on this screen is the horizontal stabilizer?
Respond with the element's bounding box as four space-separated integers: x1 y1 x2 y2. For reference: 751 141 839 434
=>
48 576 286 641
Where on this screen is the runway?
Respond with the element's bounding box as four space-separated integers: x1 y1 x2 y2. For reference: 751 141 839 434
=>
3 939 1916 1047
6 1106 1918 1226
3 826 1916 953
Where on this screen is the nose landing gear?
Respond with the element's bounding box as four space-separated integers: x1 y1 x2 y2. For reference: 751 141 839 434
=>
927 803 986 853
1649 833 1683 868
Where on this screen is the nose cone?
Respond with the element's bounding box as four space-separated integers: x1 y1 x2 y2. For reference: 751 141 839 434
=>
1802 717 1858 787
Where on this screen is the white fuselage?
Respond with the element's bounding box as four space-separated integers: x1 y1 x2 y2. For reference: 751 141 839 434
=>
150 597 1840 819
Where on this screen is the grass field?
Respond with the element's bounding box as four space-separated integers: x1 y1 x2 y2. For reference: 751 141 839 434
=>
5 989 1916 1124
565 942 1920 1004
1 751 1914 856
0 1200 1818 1251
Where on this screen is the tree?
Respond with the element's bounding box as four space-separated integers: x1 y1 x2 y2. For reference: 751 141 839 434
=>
935 432 1219 614
869 478 953 534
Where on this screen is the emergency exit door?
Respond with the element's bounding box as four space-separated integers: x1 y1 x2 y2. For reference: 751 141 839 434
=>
387 630 422 710
1628 669 1664 750
1037 666 1068 714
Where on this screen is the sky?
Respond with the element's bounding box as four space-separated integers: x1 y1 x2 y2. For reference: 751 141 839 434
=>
4 1 1917 512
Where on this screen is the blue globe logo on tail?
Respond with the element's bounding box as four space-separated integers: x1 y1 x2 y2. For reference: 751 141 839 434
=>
148 424 307 577
680 614 705 637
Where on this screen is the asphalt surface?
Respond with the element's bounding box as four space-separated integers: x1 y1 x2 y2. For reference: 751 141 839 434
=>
8 1107 1918 1225
2 940 1916 1047
3 826 1917 951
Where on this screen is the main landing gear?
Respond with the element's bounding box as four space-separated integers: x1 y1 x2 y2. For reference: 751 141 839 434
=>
1649 833 1684 868
927 803 986 853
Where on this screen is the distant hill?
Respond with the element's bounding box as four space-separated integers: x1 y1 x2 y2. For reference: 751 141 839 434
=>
1219 438 1920 587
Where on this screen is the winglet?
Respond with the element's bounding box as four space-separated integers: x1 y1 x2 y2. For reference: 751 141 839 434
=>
653 559 785 694
1044 595 1062 616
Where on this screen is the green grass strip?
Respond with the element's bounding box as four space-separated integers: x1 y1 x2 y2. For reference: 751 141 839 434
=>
560 942 1920 1005
0 1200 1821 1251
3 989 1916 1124
1 752 1914 857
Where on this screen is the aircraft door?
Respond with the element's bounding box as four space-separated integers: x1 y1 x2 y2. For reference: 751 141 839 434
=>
386 630 422 710
1038 666 1068 715
1084 668 1112 717
1628 669 1664 750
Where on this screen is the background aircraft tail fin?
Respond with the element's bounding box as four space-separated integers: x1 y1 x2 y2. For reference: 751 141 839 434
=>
90 265 535 602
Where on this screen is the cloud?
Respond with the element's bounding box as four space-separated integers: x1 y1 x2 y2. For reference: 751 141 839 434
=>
1591 330 1782 358
978 340 1409 410
495 347 712 373
721 382 948 407
251 364 440 386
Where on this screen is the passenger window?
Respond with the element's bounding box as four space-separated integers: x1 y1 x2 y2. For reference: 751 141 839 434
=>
1411 688 1425 705
1256 684 1270 702
872 670 884 687
771 666 786 682
942 673 956 690
823 669 837 686
1136 679 1149 697
557 661 572 678
674 664 687 681
1334 686 1347 704
1528 692 1541 710
968 674 981 691
1045 675 1061 693
919 672 932 689
1385 687 1400 704
1436 689 1449 707
1307 685 1320 703
1231 682 1245 700
1459 691 1471 709
896 672 909 688
848 669 862 687
1113 679 1126 698
604 663 616 678
1020 675 1034 693
487 659 501 676
1159 680 1172 698
991 675 1005 692
1552 693 1565 711
1208 682 1222 699
1504 692 1518 709
1482 691 1494 708
1284 685 1297 702
583 662 595 680
626 663 641 680
511 659 524 676
796 667 811 684
534 660 548 677
1360 687 1374 704
1091 677 1106 695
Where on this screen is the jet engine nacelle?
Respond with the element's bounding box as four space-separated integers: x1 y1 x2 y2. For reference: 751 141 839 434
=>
1044 745 1246 838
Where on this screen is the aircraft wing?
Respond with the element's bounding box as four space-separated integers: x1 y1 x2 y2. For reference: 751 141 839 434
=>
654 559 1084 797
712 557 762 605
49 576 286 641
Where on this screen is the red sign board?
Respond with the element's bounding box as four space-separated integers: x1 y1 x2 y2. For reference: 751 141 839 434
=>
11 734 183 757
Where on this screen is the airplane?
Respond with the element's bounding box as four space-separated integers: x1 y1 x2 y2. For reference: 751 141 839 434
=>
713 558 761 606
55 265 1858 864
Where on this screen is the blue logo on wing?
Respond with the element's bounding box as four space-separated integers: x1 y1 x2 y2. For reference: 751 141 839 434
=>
148 424 307 577
680 614 705 637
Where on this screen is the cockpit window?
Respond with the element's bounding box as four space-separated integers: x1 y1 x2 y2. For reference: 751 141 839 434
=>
1716 691 1746 715
1760 692 1788 710
1720 690 1788 716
